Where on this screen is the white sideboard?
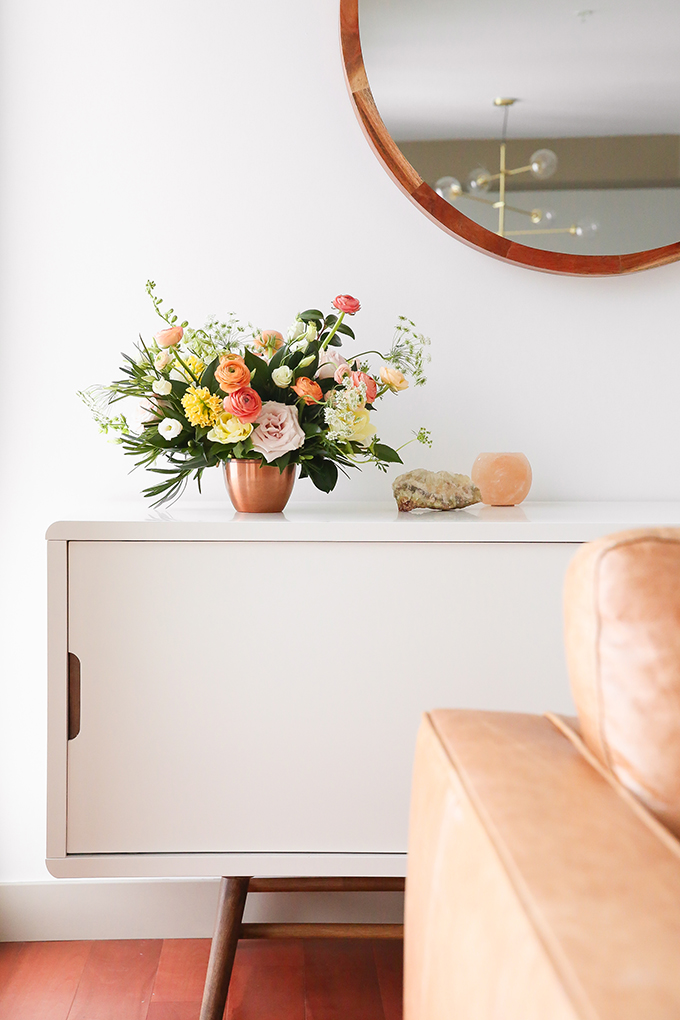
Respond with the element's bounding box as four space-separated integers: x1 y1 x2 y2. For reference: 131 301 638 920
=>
46 501 680 879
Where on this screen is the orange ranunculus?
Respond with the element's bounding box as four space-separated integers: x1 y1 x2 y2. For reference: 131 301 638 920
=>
292 376 323 405
215 354 251 393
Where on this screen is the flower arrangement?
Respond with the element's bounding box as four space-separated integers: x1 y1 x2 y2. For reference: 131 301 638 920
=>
81 282 431 505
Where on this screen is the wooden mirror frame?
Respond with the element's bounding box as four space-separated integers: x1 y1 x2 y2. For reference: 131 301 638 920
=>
340 0 680 276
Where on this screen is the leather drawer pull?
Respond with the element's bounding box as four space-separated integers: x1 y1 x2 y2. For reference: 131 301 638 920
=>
68 652 81 740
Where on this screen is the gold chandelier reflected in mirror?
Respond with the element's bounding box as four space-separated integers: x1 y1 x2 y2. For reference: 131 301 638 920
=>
436 98 597 240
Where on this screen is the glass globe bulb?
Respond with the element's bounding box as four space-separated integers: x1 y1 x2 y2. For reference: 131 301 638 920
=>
574 218 599 237
435 176 463 203
530 208 556 225
466 167 491 194
530 149 558 180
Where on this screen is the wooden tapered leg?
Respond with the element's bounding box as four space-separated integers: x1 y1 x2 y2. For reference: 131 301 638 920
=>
199 876 250 1020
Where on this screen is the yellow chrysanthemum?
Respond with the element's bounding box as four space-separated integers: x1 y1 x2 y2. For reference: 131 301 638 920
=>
181 386 223 427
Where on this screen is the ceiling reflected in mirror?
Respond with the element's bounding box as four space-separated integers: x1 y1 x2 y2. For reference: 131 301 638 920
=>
350 0 680 270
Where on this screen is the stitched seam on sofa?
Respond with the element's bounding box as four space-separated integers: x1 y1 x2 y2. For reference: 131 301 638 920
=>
593 546 611 770
545 711 680 863
425 712 600 1020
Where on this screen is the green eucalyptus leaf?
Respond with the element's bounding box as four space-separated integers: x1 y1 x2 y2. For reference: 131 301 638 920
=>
268 346 287 371
335 322 355 339
243 347 267 373
199 356 219 392
305 458 338 493
374 443 403 464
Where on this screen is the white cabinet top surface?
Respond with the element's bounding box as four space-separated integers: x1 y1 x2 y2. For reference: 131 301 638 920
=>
46 500 680 543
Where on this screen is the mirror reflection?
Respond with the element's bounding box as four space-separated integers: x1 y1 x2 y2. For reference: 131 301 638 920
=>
359 0 680 256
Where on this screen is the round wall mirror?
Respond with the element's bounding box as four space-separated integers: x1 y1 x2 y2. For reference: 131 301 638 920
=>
340 0 680 275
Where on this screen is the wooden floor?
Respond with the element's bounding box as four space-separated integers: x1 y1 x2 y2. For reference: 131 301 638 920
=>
0 938 403 1020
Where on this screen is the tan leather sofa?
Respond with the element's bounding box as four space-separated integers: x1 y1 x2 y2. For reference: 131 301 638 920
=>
404 529 680 1020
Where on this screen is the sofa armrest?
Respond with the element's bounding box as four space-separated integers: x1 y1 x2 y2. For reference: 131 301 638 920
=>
405 710 680 1020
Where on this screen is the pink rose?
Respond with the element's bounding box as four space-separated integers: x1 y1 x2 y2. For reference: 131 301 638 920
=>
251 401 305 463
334 363 351 384
316 348 349 381
155 326 183 348
332 294 361 315
350 371 377 403
223 386 263 423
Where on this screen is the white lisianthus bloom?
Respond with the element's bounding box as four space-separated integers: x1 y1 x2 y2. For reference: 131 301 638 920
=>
152 378 173 396
158 418 182 440
306 322 318 341
272 365 294 388
287 317 306 342
154 350 171 370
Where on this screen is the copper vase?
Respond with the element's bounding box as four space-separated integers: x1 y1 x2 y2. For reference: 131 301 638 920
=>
223 460 296 513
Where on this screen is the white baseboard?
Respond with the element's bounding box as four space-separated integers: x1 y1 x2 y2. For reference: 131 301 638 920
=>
0 879 404 941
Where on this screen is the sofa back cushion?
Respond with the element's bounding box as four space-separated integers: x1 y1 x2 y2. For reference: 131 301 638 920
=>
564 528 680 836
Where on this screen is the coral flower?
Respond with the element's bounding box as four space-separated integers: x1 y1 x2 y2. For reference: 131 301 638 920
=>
155 326 184 348
215 354 251 393
350 371 377 404
332 295 361 315
223 386 263 423
292 376 323 405
380 366 409 392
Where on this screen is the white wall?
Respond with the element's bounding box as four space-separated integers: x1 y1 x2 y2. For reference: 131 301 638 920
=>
1 0 679 903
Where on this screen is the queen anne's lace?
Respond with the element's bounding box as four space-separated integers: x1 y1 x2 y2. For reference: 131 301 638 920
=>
324 378 367 441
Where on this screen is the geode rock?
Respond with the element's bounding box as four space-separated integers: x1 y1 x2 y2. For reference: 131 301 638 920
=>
392 469 482 512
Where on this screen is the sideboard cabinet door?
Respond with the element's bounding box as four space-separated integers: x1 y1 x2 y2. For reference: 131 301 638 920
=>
66 540 577 855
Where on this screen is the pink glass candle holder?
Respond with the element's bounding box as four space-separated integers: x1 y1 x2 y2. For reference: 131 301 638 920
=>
471 452 532 506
